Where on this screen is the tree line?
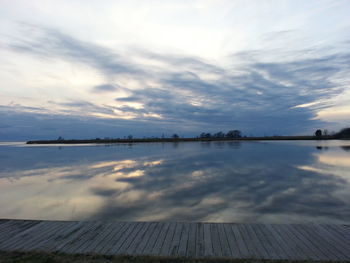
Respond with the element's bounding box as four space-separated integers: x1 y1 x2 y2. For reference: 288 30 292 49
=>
198 130 242 139
52 127 350 143
315 127 350 138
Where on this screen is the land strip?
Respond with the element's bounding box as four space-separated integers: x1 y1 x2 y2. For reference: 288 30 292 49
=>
26 136 344 144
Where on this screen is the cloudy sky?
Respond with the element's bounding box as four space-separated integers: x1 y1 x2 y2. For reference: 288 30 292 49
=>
1 0 349 140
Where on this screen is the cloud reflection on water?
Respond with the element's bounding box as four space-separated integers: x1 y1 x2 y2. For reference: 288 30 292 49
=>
0 141 349 224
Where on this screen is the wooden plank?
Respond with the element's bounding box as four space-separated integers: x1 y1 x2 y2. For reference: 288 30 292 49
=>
0 219 11 233
30 221 81 251
177 223 190 257
159 222 176 256
282 224 323 261
142 222 164 255
0 220 41 246
298 224 344 261
269 224 308 260
80 222 115 253
55 221 99 252
186 223 196 257
256 224 288 260
6 221 55 251
323 224 350 251
152 222 170 255
203 223 213 257
340 225 350 235
15 221 67 251
0 221 49 251
118 222 145 254
344 225 350 242
16 221 65 251
231 224 250 258
133 222 158 255
103 222 132 254
169 223 183 256
74 222 111 254
108 222 138 254
0 220 18 234
53 221 93 252
223 223 240 258
237 224 260 259
126 222 151 255
194 223 204 257
0 221 19 240
0 219 9 225
263 224 296 260
250 224 280 260
210 223 222 257
96 222 126 254
325 224 350 241
62 221 103 253
244 224 270 259
292 224 336 261
0 220 349 261
0 220 14 234
1 222 48 251
0 220 24 242
313 224 350 259
217 223 231 257
335 224 350 237
48 221 87 252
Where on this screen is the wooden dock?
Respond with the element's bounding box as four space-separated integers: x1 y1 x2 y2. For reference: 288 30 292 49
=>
0 219 349 261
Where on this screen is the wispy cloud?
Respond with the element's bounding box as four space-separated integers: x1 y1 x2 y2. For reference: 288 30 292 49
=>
92 84 120 93
1 23 349 139
4 24 141 77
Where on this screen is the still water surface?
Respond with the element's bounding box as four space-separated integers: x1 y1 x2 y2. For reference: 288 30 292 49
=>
0 140 349 224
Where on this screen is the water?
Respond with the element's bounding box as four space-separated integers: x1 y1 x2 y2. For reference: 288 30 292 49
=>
0 140 349 224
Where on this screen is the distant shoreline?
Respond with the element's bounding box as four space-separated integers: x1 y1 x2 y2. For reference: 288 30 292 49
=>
26 135 346 144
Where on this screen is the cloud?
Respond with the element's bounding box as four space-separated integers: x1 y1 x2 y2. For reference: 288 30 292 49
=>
0 105 186 141
115 96 140 102
92 84 119 93
1 24 350 138
3 23 142 77
107 50 347 134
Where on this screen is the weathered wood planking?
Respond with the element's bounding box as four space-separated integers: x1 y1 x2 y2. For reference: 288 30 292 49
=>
0 219 349 261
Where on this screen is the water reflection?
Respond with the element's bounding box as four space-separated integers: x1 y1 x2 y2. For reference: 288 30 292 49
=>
341 146 350 152
0 141 349 224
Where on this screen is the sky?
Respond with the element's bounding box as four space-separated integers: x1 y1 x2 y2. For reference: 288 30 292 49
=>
0 0 349 140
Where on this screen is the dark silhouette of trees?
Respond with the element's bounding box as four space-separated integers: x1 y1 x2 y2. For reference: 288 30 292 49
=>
334 127 350 138
315 129 322 137
199 130 242 139
172 134 179 139
200 132 211 138
226 130 241 138
127 135 133 140
213 131 225 138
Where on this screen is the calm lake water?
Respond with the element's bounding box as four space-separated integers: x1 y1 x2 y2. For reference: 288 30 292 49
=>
0 140 349 224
